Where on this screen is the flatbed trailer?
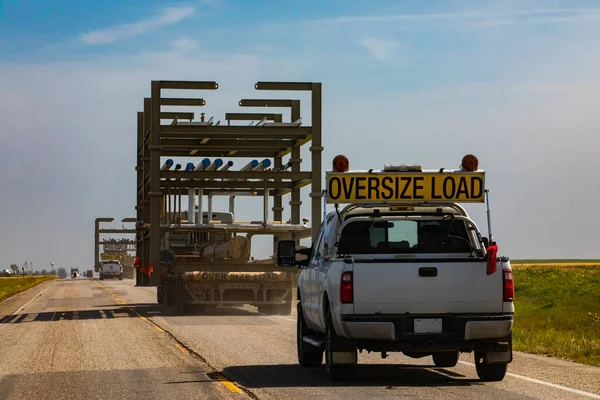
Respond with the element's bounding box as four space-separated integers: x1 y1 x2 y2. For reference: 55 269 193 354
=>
134 80 323 315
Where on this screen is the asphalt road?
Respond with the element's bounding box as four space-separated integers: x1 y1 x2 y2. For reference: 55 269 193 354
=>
2 279 600 400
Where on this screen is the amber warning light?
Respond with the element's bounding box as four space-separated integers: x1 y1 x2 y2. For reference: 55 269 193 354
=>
461 154 479 172
332 155 349 172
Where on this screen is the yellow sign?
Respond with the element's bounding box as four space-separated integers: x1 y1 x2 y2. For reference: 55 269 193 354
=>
186 271 287 282
326 171 485 204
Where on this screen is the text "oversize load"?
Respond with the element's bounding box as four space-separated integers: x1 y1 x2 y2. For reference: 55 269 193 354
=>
326 172 485 203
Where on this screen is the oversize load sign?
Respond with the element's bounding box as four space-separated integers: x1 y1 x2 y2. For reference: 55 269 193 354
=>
326 172 485 203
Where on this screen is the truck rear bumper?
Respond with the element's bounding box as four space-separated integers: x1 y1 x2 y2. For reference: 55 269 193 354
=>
339 314 513 342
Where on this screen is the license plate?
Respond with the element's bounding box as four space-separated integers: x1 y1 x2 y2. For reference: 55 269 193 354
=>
414 318 442 333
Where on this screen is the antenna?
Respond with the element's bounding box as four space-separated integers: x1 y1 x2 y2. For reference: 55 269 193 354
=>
485 189 493 243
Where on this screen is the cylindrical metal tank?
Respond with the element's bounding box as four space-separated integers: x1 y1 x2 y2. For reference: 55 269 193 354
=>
201 236 251 261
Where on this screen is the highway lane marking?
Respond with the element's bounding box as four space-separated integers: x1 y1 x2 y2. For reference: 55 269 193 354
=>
13 281 56 315
153 325 165 333
213 373 244 394
274 316 296 322
175 343 189 354
457 361 600 399
257 313 296 322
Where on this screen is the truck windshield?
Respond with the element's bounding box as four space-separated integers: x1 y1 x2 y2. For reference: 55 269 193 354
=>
337 218 472 254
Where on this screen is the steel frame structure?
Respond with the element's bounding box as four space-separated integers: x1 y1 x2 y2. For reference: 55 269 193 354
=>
136 81 323 287
94 217 137 272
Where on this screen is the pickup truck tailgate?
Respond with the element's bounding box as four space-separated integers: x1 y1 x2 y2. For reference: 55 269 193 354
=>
352 260 503 314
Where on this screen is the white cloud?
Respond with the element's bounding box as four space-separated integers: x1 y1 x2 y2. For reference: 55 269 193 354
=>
173 37 199 52
359 38 402 62
311 7 600 27
81 6 196 45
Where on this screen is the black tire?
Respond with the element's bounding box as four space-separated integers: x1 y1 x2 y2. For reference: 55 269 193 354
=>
99 274 104 281
432 351 459 368
119 274 123 281
175 280 189 315
257 305 275 314
166 281 175 307
474 351 508 382
325 309 356 381
297 302 323 367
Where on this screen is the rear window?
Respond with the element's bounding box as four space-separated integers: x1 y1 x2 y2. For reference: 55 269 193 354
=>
337 219 472 254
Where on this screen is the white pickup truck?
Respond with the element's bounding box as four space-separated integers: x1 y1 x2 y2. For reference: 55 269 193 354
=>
99 260 123 280
276 154 514 382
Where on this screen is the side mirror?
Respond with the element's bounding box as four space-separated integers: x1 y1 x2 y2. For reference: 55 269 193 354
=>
277 240 297 267
482 237 489 249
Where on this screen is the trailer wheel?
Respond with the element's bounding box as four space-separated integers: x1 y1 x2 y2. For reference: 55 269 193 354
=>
276 303 292 315
257 305 275 314
175 279 191 315
166 280 175 307
157 286 163 304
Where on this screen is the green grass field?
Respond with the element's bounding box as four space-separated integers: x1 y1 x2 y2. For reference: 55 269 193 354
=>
512 265 600 367
512 259 600 266
0 276 56 303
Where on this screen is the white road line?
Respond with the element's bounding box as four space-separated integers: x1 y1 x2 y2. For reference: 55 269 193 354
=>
275 316 296 322
13 281 56 315
457 361 600 399
257 313 297 322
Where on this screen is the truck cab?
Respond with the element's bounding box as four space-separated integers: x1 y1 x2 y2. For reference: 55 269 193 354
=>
277 154 514 382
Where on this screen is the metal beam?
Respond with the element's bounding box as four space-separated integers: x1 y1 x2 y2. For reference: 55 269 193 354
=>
99 229 137 234
225 113 283 122
160 139 296 149
160 98 206 106
254 82 314 91
161 171 312 180
159 150 281 158
160 112 194 120
160 125 311 135
239 99 295 108
158 81 218 90
161 180 297 189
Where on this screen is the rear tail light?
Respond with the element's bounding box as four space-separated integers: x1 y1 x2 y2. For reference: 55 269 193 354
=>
503 270 514 302
340 271 353 304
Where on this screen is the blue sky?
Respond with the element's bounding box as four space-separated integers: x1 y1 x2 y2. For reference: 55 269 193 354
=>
1 0 600 269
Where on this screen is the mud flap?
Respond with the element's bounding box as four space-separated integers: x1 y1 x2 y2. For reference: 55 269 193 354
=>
482 339 512 364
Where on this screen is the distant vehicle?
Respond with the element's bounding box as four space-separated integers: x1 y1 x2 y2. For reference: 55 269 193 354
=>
70 268 80 279
99 260 123 281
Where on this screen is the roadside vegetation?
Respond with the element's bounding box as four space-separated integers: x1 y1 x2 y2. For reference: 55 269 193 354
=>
511 264 600 367
0 276 56 303
512 259 600 266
